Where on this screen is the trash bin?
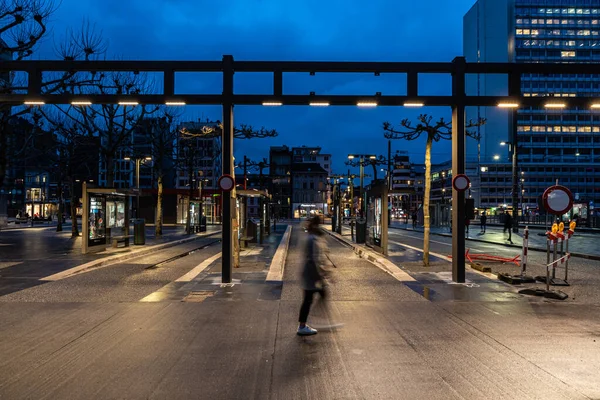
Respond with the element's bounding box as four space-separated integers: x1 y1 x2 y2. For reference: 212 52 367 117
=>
133 218 145 245
246 219 258 243
356 217 367 244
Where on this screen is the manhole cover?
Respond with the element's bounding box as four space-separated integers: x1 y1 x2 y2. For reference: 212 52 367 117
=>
183 291 215 303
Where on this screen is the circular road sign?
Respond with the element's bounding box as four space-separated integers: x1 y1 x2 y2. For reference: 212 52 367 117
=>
542 185 573 215
452 174 471 192
218 174 235 191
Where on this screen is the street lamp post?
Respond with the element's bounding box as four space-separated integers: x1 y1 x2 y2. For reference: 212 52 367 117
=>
348 154 376 244
501 141 519 233
124 156 152 219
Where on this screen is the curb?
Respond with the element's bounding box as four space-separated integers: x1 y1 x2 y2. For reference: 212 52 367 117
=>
389 226 600 261
41 230 222 281
265 225 293 283
323 229 415 283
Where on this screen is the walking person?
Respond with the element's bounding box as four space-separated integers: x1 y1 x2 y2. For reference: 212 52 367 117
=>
465 215 470 237
297 215 331 336
480 211 487 233
412 212 418 229
503 211 513 244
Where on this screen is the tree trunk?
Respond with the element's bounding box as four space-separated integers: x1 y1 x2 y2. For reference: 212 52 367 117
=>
0 129 8 189
70 182 79 237
155 175 163 237
186 167 193 234
423 134 433 267
56 181 63 232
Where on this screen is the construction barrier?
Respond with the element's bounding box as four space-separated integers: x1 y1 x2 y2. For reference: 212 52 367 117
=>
518 220 576 301
498 226 536 284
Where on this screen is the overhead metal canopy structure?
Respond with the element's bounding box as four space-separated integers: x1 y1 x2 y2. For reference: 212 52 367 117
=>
2 55 598 284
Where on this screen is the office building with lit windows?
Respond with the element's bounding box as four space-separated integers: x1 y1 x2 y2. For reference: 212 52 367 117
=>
464 0 600 223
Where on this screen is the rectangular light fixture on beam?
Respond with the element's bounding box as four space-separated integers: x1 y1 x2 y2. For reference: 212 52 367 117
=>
24 101 45 105
591 104 600 109
118 101 139 106
165 101 186 106
71 101 92 106
497 103 519 108
262 102 282 106
545 103 566 108
309 102 330 106
404 102 424 107
357 102 377 107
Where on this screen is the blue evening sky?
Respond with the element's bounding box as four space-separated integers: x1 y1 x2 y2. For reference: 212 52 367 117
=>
37 0 477 176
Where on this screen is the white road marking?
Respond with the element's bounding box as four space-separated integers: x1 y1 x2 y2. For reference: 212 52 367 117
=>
388 239 452 262
388 231 452 247
175 252 222 282
0 262 20 270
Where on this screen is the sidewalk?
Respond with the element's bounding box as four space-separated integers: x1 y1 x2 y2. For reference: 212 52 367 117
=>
389 220 600 260
1 222 599 399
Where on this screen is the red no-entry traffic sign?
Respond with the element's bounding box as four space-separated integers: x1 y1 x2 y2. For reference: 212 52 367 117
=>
218 174 235 191
452 174 470 192
542 185 573 215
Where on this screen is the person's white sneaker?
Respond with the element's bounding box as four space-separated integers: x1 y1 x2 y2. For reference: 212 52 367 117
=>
297 325 318 336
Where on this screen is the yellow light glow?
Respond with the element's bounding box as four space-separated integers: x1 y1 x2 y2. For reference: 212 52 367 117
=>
591 104 600 109
262 102 282 106
309 102 330 106
498 103 519 108
24 101 45 105
357 102 377 107
404 102 424 107
165 102 186 106
118 101 139 106
545 103 566 108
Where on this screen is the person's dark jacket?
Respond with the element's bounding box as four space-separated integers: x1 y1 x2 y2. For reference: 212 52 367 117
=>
503 213 512 228
481 214 487 224
301 232 325 290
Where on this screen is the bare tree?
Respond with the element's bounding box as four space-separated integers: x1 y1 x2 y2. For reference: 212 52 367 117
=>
144 111 180 237
40 108 97 236
178 121 278 234
345 155 388 182
383 114 485 267
0 0 58 190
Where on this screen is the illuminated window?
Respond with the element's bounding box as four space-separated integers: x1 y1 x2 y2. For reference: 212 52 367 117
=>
532 19 538 24
594 127 600 133
562 19 568 24
577 9 583 15
524 29 531 35
584 9 591 15
517 18 523 24
517 29 523 35
593 20 598 25
554 30 563 35
561 51 576 57
568 8 575 14
531 29 539 36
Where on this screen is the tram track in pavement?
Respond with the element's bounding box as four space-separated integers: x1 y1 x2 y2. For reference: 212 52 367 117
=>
145 239 222 270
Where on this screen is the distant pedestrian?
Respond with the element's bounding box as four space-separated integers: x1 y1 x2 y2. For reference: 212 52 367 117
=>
412 212 418 229
297 215 330 336
480 211 487 233
465 215 470 237
503 211 513 243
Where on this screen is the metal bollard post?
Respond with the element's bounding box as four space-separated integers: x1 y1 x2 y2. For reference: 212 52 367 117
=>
520 227 529 277
552 241 558 280
565 234 570 282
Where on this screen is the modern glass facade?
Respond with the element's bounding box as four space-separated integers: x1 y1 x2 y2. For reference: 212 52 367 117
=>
465 0 600 223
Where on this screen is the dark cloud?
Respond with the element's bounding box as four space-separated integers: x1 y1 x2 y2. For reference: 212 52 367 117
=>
37 0 475 176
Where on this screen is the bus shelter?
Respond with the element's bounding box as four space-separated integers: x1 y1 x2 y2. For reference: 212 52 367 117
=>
236 189 271 245
81 182 135 254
